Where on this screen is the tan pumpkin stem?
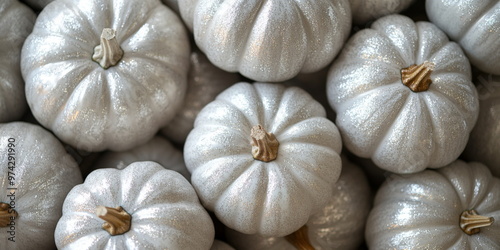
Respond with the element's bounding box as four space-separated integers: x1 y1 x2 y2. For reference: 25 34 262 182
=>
96 206 131 235
401 61 435 92
460 210 494 235
92 28 123 69
0 202 17 227
285 225 315 250
251 125 279 162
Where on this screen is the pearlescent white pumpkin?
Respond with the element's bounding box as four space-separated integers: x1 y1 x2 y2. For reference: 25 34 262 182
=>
184 82 343 237
225 156 372 250
0 0 35 122
366 160 500 249
426 0 500 74
463 73 500 177
327 14 479 174
0 122 82 249
161 49 239 144
55 161 215 249
349 0 416 25
21 0 190 152
179 0 351 82
93 135 190 179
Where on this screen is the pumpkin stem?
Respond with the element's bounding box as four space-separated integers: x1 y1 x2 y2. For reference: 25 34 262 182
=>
92 28 123 69
96 206 131 235
251 125 279 162
460 210 494 235
401 61 435 92
285 225 315 250
0 202 17 227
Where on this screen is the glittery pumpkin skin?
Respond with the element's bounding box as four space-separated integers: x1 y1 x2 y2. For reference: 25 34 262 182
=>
366 160 500 249
327 14 479 174
184 82 343 237
0 122 82 249
0 0 35 122
426 0 500 74
21 0 190 152
55 162 215 250
225 157 372 250
179 0 351 82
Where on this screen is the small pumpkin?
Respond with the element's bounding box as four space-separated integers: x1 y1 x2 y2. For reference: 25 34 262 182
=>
161 49 239 144
93 135 190 180
463 73 500 177
184 82 343 237
178 0 352 82
366 160 500 249
0 0 35 122
21 0 190 152
225 156 372 250
55 161 215 249
327 14 479 174
349 0 416 25
426 0 500 74
0 122 82 249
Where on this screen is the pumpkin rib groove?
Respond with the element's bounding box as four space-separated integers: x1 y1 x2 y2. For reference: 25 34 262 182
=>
372 18 417 67
234 1 265 68
370 87 411 155
292 3 311 68
215 98 256 132
269 87 315 133
62 0 101 41
116 3 162 44
456 0 499 40
339 80 403 109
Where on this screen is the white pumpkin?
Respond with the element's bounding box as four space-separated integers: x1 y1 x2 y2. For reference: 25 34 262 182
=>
178 0 352 82
21 0 190 152
0 122 82 249
55 161 215 249
366 160 500 249
184 82 343 237
349 0 416 25
0 0 35 123
426 0 500 74
93 135 190 179
225 156 372 250
327 14 479 174
463 73 500 177
161 49 239 144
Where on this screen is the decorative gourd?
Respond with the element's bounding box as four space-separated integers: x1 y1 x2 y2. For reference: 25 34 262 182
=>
327 14 479 174
55 161 215 249
178 0 351 82
93 135 190 180
366 160 500 249
20 0 54 10
0 122 82 249
426 0 500 74
0 0 35 123
21 0 190 152
349 0 416 25
184 82 343 237
463 74 500 177
225 156 372 250
161 49 239 144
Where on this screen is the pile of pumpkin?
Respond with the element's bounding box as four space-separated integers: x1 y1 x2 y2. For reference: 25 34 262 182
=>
1 0 499 249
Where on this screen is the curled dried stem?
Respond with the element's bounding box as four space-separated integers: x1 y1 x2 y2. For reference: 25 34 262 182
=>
92 28 123 69
401 61 435 92
285 225 315 250
0 203 17 227
96 206 131 235
460 210 494 235
251 125 279 162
